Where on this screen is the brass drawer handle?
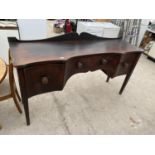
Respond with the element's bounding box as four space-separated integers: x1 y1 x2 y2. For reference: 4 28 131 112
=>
78 62 83 69
41 76 49 85
102 58 108 64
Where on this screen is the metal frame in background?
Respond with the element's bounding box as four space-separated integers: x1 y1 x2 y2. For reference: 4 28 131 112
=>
112 19 142 46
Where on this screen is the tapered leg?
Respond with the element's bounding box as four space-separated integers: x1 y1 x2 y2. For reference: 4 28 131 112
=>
119 73 131 95
119 53 141 95
17 68 30 126
23 98 30 125
10 78 22 113
106 76 110 82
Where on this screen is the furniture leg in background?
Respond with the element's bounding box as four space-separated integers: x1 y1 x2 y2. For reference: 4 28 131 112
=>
0 58 22 112
9 63 22 113
0 56 22 128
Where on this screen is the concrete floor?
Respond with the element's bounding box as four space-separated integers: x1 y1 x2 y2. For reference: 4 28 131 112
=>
0 55 155 134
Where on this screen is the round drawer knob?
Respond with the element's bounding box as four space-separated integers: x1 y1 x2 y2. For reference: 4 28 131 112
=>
78 62 83 69
102 58 108 64
41 76 49 85
122 62 129 68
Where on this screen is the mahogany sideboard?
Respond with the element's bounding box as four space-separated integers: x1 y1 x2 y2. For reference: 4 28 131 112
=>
8 32 143 125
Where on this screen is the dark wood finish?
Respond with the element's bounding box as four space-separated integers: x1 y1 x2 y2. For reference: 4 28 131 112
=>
24 63 65 97
106 76 110 82
8 32 142 67
8 32 143 125
148 55 155 62
119 53 141 94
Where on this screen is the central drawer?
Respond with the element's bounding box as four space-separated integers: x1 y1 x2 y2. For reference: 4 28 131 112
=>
65 54 121 80
24 63 65 97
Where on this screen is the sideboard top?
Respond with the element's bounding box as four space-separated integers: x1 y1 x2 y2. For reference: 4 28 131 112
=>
8 32 143 67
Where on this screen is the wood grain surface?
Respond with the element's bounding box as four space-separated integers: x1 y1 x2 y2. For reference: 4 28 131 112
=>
8 32 143 67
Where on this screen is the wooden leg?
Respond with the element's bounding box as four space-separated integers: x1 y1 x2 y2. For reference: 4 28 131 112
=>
8 63 22 113
23 98 30 125
0 124 2 130
12 91 22 114
106 76 110 82
119 73 131 95
119 54 141 95
16 68 30 126
9 53 30 125
11 80 22 114
15 88 21 102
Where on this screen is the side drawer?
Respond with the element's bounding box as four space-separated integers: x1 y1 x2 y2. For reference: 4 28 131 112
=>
115 53 140 76
101 54 121 77
24 63 65 97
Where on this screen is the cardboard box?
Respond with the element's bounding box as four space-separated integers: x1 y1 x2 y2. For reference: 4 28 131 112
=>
53 26 64 33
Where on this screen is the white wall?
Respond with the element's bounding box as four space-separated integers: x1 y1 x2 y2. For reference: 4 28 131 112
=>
0 29 19 62
0 19 48 62
17 19 47 40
